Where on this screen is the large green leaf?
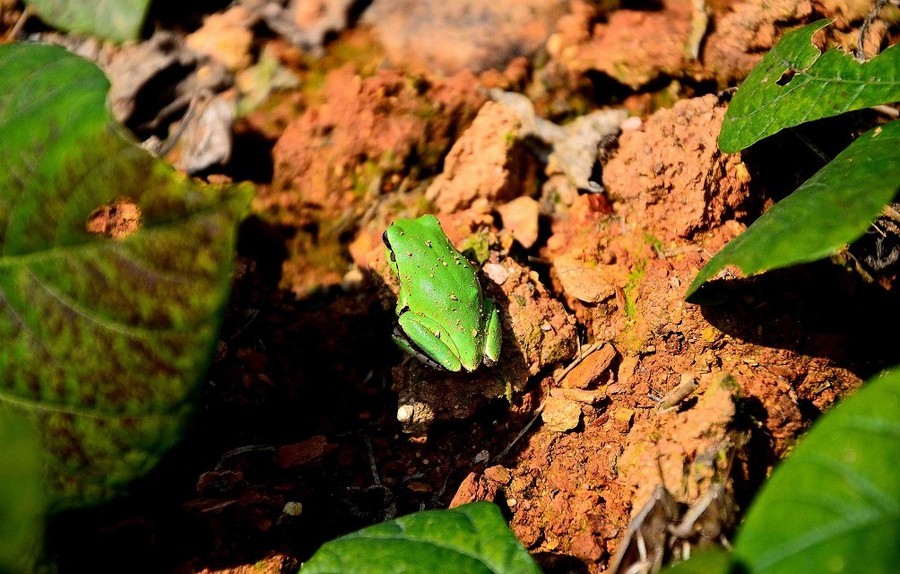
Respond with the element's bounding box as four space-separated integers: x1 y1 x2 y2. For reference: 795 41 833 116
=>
732 367 900 573
23 0 151 42
719 20 900 153
0 43 251 509
300 502 542 574
686 120 900 302
0 411 45 573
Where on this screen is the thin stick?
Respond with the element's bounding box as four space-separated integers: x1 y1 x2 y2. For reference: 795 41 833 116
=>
5 5 31 41
492 402 545 464
855 0 891 61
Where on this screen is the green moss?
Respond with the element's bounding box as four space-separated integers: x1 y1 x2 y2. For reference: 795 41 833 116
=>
615 253 650 353
622 233 666 319
297 29 385 107
378 148 402 172
459 231 492 265
642 232 664 255
327 30 385 76
649 81 682 111
622 262 646 319
350 159 384 198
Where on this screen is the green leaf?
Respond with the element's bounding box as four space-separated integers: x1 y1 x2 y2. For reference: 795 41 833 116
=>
23 0 151 42
732 367 900 574
300 502 542 574
0 410 45 573
719 19 900 153
0 43 251 509
686 121 900 302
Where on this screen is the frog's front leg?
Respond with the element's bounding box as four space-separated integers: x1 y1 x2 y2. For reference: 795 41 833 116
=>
482 298 502 366
394 311 463 372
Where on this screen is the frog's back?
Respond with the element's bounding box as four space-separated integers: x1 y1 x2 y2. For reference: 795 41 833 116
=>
394 216 484 316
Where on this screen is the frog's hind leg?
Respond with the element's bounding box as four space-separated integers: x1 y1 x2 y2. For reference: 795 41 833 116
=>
395 312 463 372
482 298 502 366
392 327 446 371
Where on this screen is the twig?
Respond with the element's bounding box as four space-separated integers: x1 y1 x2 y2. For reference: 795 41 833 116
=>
855 0 891 61
4 5 31 41
492 402 545 464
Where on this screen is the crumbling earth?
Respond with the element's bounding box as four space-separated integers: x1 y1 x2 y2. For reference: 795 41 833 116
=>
17 0 898 573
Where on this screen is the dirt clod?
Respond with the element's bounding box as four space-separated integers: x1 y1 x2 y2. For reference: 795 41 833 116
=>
542 396 583 432
426 101 529 214
603 94 753 242
85 198 142 239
